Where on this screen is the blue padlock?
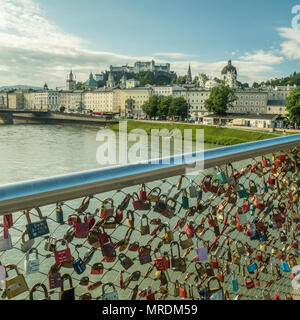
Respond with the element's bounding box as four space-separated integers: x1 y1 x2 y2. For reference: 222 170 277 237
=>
247 262 258 273
281 262 290 272
72 246 86 275
250 228 260 241
249 204 255 216
232 272 238 292
260 234 268 242
197 287 207 300
73 258 86 275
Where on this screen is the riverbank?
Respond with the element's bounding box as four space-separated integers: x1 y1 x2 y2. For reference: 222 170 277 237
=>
108 120 290 146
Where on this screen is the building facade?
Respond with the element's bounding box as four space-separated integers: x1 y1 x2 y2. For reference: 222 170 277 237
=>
7 90 24 109
34 90 59 110
23 91 36 110
120 87 153 118
172 87 211 120
58 91 73 109
84 89 115 113
229 89 269 114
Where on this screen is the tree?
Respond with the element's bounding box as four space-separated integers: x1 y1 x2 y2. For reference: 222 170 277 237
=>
252 82 260 88
192 76 199 84
141 94 161 118
204 85 236 115
76 82 85 90
169 97 189 120
158 96 172 118
286 87 300 123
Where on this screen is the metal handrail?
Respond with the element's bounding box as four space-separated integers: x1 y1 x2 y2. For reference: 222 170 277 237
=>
0 134 300 215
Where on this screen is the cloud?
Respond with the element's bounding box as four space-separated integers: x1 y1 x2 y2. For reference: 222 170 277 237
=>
0 0 290 88
277 27 300 60
0 0 157 88
239 50 284 65
153 52 197 60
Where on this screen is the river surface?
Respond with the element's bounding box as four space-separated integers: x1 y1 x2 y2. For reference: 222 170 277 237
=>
0 124 220 185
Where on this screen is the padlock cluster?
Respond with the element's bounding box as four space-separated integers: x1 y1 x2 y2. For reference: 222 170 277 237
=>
0 147 300 300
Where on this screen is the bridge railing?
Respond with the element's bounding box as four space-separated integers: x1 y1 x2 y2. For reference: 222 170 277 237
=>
0 134 300 300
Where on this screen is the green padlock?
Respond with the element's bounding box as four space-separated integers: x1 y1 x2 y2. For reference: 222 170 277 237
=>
182 189 189 209
237 185 248 199
217 170 227 184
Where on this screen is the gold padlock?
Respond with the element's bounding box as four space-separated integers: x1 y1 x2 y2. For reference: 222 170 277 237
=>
163 225 174 244
260 242 266 252
179 232 193 250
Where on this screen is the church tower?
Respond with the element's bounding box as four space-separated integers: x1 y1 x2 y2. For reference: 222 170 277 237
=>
106 72 116 88
66 70 76 91
187 64 192 83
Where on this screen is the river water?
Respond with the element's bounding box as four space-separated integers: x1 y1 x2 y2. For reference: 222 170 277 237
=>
0 124 220 185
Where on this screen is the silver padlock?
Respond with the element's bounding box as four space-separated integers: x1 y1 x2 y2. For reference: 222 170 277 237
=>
21 230 35 253
189 180 197 198
102 283 119 300
44 236 57 252
24 248 39 275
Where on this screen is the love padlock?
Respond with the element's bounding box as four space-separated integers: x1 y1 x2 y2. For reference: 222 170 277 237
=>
72 246 86 275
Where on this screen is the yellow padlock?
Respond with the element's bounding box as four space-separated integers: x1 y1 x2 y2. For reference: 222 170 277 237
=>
260 242 266 252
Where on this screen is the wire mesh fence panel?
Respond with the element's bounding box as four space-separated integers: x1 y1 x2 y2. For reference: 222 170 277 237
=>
0 147 300 300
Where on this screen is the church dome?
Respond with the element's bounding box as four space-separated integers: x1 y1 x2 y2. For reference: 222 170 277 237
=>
85 73 98 87
221 60 237 75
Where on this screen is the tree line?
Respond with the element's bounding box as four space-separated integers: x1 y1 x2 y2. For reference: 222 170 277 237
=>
142 95 189 120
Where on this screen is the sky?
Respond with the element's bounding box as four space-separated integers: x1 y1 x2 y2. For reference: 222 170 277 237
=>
0 0 300 88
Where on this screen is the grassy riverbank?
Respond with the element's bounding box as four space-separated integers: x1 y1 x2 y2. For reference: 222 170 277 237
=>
109 120 291 146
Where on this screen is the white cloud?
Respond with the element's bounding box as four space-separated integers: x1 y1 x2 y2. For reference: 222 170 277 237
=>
154 52 196 60
0 0 289 88
277 27 300 60
0 0 157 88
239 50 284 65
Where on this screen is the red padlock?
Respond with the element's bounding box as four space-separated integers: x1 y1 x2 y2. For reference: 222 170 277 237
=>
54 240 72 264
245 277 255 290
184 221 195 238
154 256 169 271
4 214 13 228
146 288 156 300
274 293 280 300
74 215 89 239
86 213 96 230
243 203 250 212
140 184 147 202
179 283 187 299
268 177 276 185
